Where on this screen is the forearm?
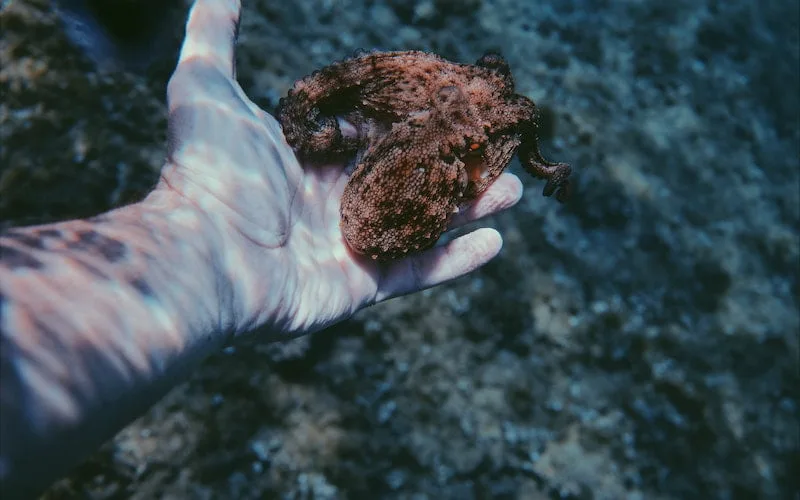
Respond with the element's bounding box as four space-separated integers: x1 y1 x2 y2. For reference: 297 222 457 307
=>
0 187 232 497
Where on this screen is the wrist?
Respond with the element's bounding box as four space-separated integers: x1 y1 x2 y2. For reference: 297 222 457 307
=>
148 177 287 341
134 185 236 339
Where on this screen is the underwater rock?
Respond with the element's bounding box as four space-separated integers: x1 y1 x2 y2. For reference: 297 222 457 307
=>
54 0 186 71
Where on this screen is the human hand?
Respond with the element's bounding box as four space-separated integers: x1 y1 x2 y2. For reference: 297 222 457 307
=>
159 0 524 339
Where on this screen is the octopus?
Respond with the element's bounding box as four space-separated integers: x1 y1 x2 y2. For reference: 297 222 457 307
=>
278 50 572 260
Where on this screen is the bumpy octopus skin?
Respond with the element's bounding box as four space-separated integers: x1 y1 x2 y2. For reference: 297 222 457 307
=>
278 50 571 260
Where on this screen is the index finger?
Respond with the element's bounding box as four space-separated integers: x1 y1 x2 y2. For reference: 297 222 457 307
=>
177 0 241 78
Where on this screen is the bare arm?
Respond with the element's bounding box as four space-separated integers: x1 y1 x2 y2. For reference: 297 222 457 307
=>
0 188 233 497
0 0 523 496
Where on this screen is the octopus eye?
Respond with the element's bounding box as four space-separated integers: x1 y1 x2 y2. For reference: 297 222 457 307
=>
476 52 515 89
477 53 509 74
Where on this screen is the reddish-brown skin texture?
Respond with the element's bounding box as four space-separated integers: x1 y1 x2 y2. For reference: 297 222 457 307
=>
278 50 571 260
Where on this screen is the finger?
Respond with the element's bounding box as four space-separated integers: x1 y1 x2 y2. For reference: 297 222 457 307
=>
375 227 503 302
449 173 523 229
177 0 241 78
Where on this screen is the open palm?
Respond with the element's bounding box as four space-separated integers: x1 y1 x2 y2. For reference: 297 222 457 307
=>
158 0 523 339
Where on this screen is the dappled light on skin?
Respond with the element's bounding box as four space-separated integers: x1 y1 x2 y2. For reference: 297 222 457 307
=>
303 179 316 197
176 0 239 76
17 358 80 425
0 1 527 495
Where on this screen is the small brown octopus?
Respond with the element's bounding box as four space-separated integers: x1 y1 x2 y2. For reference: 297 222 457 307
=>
278 50 571 260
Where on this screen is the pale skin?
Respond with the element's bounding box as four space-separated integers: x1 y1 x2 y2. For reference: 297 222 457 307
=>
0 0 524 496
